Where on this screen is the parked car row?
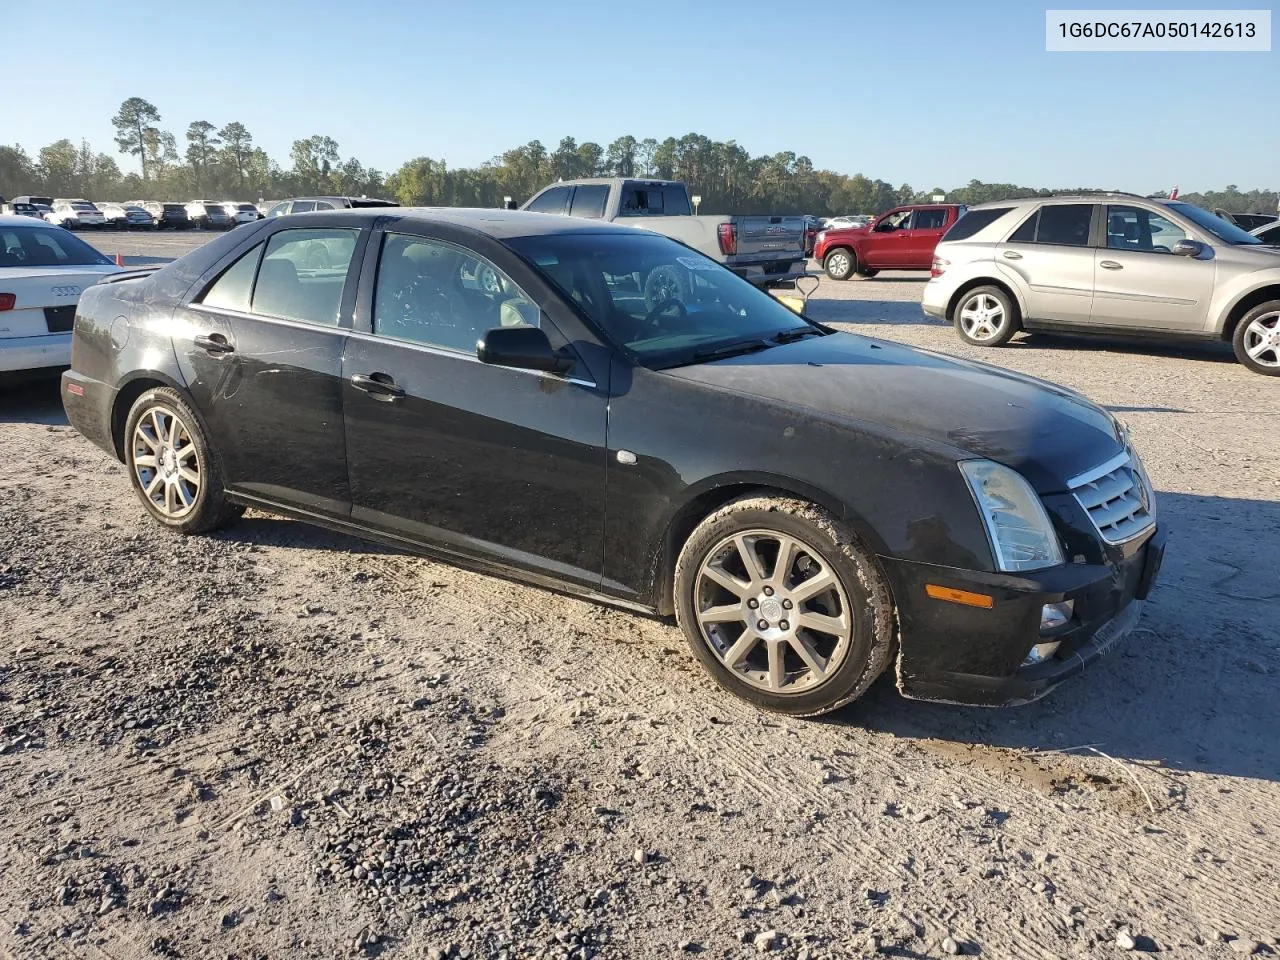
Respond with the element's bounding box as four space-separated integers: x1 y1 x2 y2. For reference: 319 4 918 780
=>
0 196 267 230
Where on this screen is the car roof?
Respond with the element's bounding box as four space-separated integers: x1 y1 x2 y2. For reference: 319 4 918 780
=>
0 214 58 228
966 193 1179 211
282 207 653 239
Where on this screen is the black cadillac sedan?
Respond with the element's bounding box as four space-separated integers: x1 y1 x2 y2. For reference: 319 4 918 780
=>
61 209 1164 715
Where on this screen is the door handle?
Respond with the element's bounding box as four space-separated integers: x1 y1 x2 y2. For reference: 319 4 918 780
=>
350 373 405 401
193 333 234 354
1099 260 1123 270
1002 250 1023 260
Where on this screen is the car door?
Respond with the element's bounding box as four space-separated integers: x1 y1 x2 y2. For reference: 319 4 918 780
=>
995 202 1096 325
179 224 366 518
341 229 609 588
902 207 949 268
1089 204 1216 331
863 209 914 267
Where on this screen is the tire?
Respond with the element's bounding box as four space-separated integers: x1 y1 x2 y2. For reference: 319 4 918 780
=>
1231 301 1280 375
673 495 895 717
823 248 856 281
123 386 243 534
952 284 1019 347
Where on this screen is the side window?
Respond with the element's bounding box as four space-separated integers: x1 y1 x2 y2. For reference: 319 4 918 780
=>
1009 210 1038 243
1106 205 1188 253
526 186 570 215
911 209 947 230
373 233 538 353
569 185 608 219
267 201 289 217
314 201 337 211
200 242 264 312
943 206 1012 242
1034 204 1093 246
250 228 359 326
874 210 911 232
290 200 316 214
1258 224 1280 245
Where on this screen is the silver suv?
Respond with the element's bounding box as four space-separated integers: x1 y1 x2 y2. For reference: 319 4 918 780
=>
921 195 1280 375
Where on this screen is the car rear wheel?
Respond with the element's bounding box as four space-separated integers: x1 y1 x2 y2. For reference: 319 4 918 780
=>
674 495 895 716
823 248 856 281
1232 302 1280 375
953 285 1019 346
124 387 243 534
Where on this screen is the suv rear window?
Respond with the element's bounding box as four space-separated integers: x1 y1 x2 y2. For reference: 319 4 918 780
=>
943 207 1012 242
1009 204 1093 246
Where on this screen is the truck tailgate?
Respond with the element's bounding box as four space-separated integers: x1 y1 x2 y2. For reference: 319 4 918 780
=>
735 216 806 259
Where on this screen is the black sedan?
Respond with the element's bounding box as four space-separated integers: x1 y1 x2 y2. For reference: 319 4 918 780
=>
61 210 1164 715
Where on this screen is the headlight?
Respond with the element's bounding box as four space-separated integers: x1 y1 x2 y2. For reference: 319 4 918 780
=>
960 460 1065 572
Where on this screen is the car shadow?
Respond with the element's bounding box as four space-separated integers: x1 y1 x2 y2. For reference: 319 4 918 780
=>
829 489 1280 784
0 371 69 425
1018 329 1236 366
209 516 400 557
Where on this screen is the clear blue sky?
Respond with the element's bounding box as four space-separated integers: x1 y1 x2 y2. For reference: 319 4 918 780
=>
4 0 1275 192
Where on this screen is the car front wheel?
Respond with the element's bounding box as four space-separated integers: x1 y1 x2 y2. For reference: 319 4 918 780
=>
953 285 1019 346
1232 302 1280 375
823 248 856 281
124 387 243 534
674 495 894 716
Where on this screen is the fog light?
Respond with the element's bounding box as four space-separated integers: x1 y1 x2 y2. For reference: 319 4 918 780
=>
1040 600 1074 632
1022 639 1062 667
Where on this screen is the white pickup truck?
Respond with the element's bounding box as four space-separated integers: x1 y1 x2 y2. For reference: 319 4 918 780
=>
521 178 808 287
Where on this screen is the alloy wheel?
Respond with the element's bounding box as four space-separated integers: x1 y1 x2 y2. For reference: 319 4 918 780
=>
132 407 201 519
1242 311 1280 368
959 293 1006 341
826 251 851 277
693 530 854 695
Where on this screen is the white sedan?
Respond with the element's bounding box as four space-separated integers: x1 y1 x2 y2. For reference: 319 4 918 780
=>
0 216 123 373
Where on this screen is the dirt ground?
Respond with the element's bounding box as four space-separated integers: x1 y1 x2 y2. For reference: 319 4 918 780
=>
1 234 1278 959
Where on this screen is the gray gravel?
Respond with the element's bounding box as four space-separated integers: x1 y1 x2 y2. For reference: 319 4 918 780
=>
1 262 1278 957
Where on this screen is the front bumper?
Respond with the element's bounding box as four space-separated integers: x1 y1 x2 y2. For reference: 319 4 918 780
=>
881 525 1165 706
921 278 949 319
0 334 71 374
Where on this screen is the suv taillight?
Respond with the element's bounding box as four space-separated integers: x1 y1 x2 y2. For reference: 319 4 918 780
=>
0 293 15 311
930 257 950 278
717 222 737 256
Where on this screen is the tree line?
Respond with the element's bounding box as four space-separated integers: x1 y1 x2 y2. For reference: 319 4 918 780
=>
0 97 1274 218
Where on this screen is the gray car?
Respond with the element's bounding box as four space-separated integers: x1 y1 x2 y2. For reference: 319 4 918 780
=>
921 194 1280 375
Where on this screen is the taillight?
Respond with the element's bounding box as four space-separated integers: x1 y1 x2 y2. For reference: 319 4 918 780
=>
0 293 15 311
717 222 737 256
930 257 950 279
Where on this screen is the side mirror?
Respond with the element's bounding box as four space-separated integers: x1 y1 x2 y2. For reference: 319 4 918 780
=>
476 325 572 374
1172 239 1207 258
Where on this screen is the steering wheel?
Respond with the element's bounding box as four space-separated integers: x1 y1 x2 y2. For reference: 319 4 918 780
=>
644 298 688 325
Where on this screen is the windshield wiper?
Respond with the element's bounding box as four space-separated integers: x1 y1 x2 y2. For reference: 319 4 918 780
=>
664 339 774 368
771 326 824 344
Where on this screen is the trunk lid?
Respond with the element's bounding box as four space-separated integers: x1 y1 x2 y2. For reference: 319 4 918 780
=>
0 265 123 338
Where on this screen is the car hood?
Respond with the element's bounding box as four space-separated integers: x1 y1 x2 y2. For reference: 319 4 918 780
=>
662 332 1123 492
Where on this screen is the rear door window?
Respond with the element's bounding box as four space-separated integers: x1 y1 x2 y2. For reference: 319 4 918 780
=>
200 243 265 312
1009 204 1093 246
526 186 571 215
910 208 948 230
569 185 609 219
291 201 317 214
250 228 360 326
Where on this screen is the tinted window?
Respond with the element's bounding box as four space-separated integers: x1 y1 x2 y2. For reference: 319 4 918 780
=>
0 227 113 267
200 243 264 312
1256 224 1280 244
943 207 1012 242
250 228 359 326
617 185 691 217
314 201 337 210
527 186 570 215
569 185 609 219
1011 204 1093 246
373 234 539 353
291 201 316 214
911 209 947 230
505 232 811 367
1009 210 1038 243
1105 205 1187 253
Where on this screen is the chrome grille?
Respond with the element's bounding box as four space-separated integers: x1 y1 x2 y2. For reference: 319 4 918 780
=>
1069 452 1155 544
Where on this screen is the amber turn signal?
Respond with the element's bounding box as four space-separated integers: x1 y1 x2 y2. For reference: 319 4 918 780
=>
924 584 994 609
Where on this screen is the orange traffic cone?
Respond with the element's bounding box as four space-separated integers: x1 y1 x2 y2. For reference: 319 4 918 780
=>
115 253 124 266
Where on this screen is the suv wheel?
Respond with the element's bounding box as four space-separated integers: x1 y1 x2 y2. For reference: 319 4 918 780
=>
1232 302 1280 375
823 248 856 281
953 285 1019 347
674 495 895 716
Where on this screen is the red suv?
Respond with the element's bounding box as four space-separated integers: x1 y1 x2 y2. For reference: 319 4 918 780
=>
815 204 966 280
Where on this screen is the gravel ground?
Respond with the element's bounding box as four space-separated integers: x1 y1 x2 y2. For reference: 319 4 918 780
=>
1 242 1278 959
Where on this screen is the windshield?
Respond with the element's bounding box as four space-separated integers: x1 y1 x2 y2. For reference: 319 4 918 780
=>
505 231 817 368
1168 202 1262 245
0 226 114 267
